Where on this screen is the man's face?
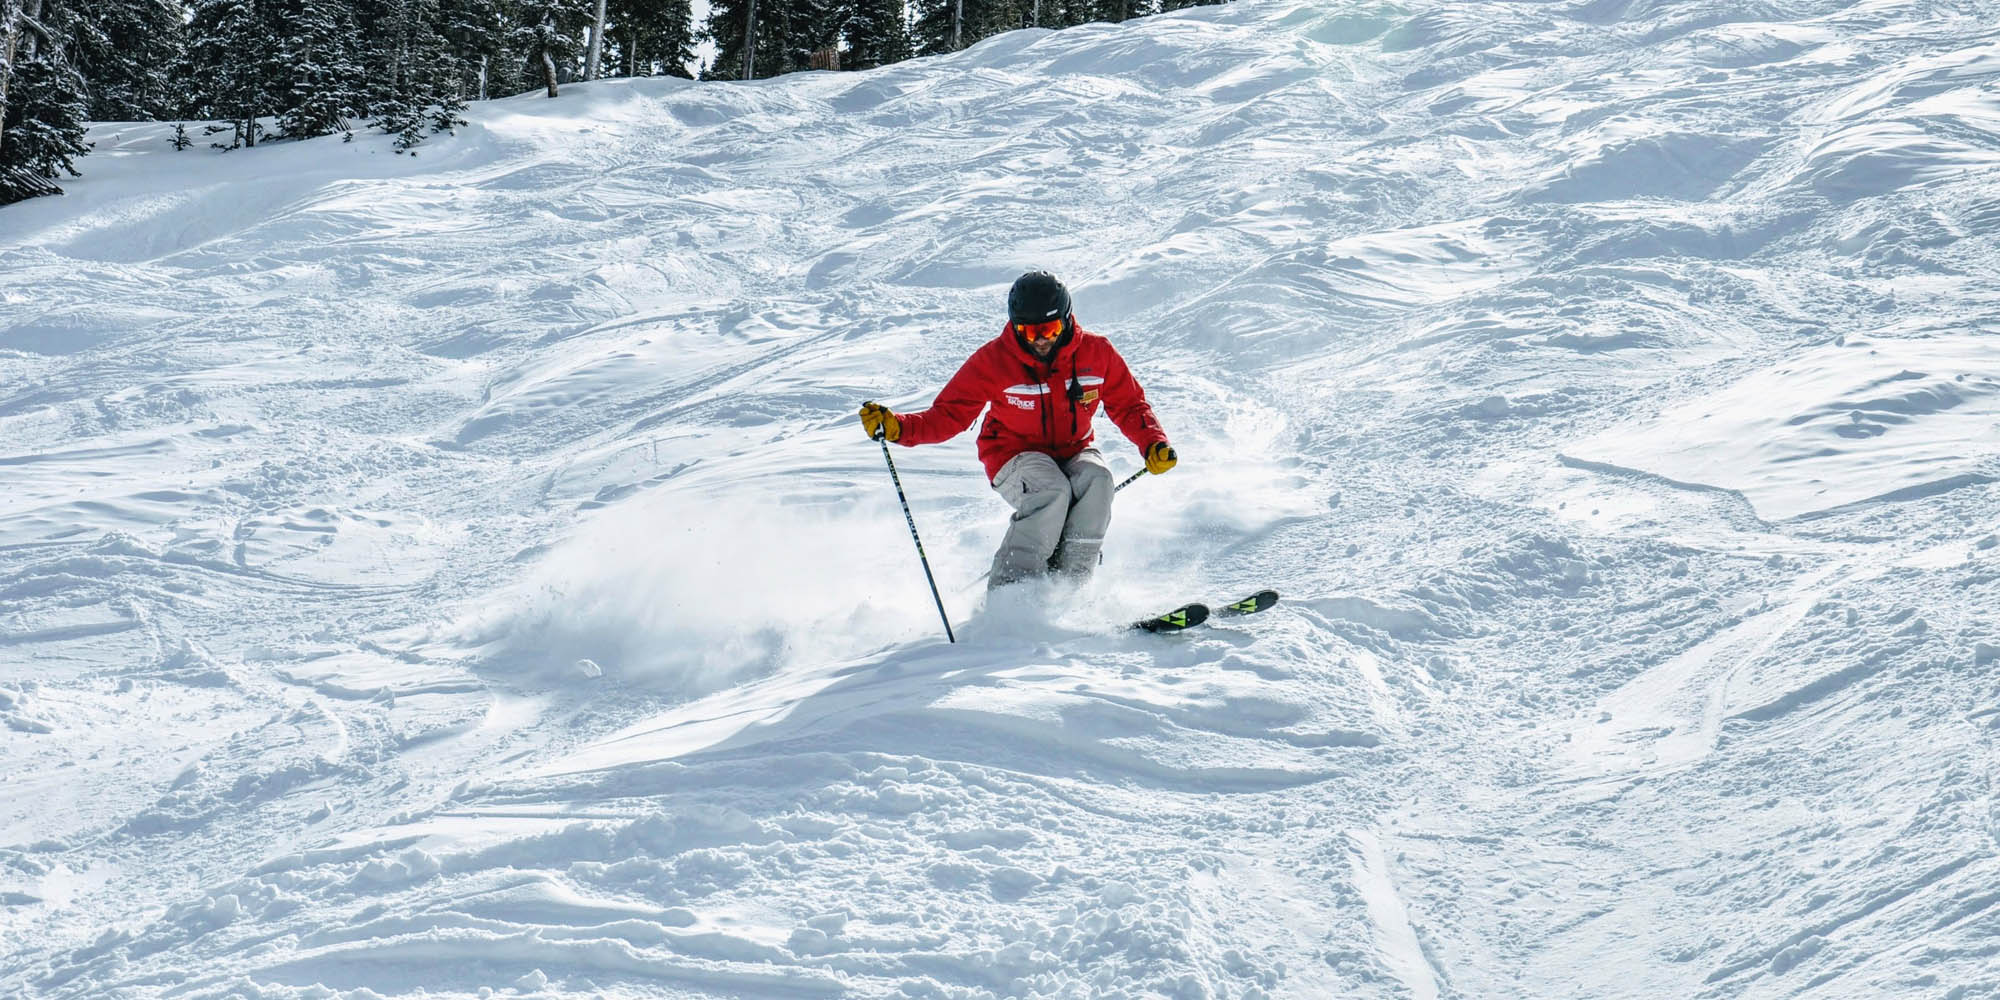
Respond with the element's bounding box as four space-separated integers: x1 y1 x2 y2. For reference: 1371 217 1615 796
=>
1017 317 1064 359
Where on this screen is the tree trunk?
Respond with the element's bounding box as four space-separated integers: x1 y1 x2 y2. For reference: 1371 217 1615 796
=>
395 11 409 91
0 0 23 167
478 53 488 101
742 0 757 80
542 49 558 97
17 0 36 60
952 0 962 50
240 0 257 148
584 0 606 80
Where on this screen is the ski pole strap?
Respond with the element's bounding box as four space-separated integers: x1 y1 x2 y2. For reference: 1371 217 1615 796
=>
877 433 956 644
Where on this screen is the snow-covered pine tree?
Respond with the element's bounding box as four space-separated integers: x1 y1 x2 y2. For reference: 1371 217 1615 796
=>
436 0 514 100
698 0 749 79
703 0 831 80
356 0 467 148
1083 0 1155 24
67 0 182 121
607 0 695 79
909 0 943 54
913 0 1001 56
913 0 1042 56
0 46 90 181
0 0 56 188
841 0 911 71
752 0 840 75
782 0 845 73
512 0 587 97
1028 0 1098 31
0 0 91 204
271 0 363 140
183 0 284 148
0 0 31 145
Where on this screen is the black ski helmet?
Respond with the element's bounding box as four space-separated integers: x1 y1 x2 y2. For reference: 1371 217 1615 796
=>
1008 270 1072 327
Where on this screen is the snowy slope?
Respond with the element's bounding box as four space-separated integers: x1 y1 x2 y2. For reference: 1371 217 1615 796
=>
4 0 2000 997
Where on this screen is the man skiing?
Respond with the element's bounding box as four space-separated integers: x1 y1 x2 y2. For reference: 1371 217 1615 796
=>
859 270 1177 590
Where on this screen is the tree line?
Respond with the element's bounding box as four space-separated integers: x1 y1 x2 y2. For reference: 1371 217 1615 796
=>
0 0 1221 204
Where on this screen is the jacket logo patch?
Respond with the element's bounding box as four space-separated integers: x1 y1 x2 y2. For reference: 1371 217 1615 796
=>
1004 383 1047 410
1081 390 1099 404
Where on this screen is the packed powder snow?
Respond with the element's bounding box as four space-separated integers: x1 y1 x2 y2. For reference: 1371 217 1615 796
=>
4 0 1999 998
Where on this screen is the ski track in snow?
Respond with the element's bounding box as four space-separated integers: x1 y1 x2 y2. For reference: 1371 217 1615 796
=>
5 0 2000 997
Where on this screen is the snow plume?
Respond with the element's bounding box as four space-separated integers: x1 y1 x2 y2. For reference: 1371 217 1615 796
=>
465 488 923 694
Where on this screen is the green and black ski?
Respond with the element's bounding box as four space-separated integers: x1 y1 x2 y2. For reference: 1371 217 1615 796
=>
1133 590 1279 632
1134 603 1209 633
1218 589 1279 617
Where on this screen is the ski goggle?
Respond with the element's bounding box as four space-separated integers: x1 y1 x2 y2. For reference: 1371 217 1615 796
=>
1014 318 1065 342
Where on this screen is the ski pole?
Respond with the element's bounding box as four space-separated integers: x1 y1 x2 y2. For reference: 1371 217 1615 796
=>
1114 468 1146 493
875 431 955 643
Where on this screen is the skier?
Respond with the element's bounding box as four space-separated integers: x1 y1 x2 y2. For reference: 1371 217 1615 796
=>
859 270 1177 591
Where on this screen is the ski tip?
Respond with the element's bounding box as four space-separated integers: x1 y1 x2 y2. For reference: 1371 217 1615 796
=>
1219 589 1280 616
1135 603 1209 633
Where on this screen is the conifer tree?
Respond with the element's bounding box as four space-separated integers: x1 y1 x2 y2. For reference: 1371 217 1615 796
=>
68 0 182 121
437 0 514 99
841 0 910 70
513 0 587 96
703 0 791 80
0 0 1231 186
0 0 36 162
357 0 468 147
705 0 841 79
913 0 993 56
1 0 68 183
1 50 89 178
1085 0 1155 24
0 0 91 203
1027 0 1088 30
697 0 749 79
270 0 363 139
785 0 845 72
182 0 282 148
914 0 1040 56
991 0 1036 33
607 0 695 78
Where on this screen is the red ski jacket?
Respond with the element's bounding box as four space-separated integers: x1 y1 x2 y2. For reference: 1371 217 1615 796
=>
896 323 1169 482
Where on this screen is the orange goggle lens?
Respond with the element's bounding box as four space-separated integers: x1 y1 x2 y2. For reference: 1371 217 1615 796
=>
1015 318 1064 342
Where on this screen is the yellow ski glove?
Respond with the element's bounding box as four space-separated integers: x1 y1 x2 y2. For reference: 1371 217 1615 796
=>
860 401 901 442
1145 441 1177 475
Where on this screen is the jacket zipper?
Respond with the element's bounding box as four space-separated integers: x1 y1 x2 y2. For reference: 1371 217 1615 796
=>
1025 361 1052 449
1026 348 1081 450
1067 356 1080 437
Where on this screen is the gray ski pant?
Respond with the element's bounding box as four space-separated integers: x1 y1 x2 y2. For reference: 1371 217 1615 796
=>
988 448 1113 590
